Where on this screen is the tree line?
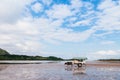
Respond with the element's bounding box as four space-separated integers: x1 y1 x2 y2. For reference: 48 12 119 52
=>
0 48 63 60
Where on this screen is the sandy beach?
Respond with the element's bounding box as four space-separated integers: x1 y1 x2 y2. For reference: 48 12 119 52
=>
0 61 120 80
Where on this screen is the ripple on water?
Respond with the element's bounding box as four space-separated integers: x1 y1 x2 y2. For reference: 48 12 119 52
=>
0 63 120 80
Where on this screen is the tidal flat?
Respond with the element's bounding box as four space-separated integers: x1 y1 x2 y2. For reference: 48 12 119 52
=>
0 61 120 80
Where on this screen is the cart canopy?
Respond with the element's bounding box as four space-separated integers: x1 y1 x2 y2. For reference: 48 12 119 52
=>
72 57 87 61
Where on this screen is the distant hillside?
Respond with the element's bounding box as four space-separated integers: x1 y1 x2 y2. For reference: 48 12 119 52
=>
0 48 10 55
98 59 120 61
0 48 63 60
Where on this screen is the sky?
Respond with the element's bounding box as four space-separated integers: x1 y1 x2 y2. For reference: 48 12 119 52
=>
0 0 120 60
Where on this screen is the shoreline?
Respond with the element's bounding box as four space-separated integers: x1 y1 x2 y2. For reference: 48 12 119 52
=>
0 60 120 67
0 60 60 64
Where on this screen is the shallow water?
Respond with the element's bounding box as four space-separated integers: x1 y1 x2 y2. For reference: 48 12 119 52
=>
0 62 120 80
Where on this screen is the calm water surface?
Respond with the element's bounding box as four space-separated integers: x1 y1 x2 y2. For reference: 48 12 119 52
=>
0 62 120 80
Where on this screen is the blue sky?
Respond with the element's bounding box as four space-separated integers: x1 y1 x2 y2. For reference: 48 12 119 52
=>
0 0 120 60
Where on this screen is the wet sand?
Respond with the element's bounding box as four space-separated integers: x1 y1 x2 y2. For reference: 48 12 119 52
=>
86 61 120 67
0 61 120 80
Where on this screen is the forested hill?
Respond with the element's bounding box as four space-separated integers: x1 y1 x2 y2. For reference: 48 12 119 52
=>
0 48 10 55
0 48 63 60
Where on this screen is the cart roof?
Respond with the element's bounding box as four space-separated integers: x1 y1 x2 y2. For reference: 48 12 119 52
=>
72 57 87 60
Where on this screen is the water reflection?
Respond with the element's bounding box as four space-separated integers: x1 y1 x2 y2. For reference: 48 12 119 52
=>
0 64 9 71
65 65 72 71
73 67 86 75
65 65 86 74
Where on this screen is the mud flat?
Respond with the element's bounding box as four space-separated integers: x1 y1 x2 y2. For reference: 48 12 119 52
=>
0 61 120 80
86 61 120 67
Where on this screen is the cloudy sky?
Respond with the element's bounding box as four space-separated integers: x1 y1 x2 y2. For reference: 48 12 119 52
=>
0 0 120 60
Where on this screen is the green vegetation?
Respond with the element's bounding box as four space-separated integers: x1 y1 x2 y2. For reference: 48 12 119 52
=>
0 55 63 60
98 59 120 61
0 48 63 60
0 48 10 55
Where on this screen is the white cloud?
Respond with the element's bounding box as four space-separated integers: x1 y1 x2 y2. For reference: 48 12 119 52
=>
93 30 113 37
83 2 94 10
88 50 120 60
70 19 91 27
0 0 97 56
0 0 120 58
0 14 96 55
70 0 82 9
31 2 43 13
41 0 52 6
70 0 94 16
101 41 115 45
94 0 120 33
46 4 72 19
95 50 118 55
16 41 43 52
97 0 115 10
0 0 32 24
0 34 14 44
67 1 96 28
50 28 95 42
0 16 43 55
